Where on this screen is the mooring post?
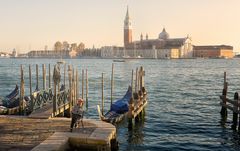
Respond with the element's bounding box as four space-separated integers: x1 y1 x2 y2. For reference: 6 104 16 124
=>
135 68 138 93
82 69 84 100
111 63 114 107
102 73 104 115
19 65 25 115
64 63 66 87
86 69 88 109
49 64 51 88
42 64 46 90
232 92 239 130
29 65 32 95
76 69 79 99
29 65 33 112
68 65 72 117
131 69 134 97
72 68 75 105
128 98 134 129
53 65 57 116
220 72 228 118
36 64 39 90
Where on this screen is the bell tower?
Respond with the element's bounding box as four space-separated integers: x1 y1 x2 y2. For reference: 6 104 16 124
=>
124 6 132 48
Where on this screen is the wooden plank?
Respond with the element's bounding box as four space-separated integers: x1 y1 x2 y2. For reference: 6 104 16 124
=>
220 102 239 113
220 95 240 107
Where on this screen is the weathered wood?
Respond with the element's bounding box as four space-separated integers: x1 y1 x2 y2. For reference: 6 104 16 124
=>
42 64 46 90
82 69 84 99
219 95 240 108
232 92 239 130
220 71 228 118
139 66 145 89
102 73 104 115
111 63 114 106
86 69 88 109
64 63 66 87
68 65 73 116
36 64 39 90
131 70 134 97
72 68 75 105
49 64 51 88
53 65 57 116
135 68 138 93
19 65 25 115
76 69 79 99
29 65 32 95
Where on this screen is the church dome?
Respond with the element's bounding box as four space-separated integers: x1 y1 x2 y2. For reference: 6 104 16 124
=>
159 28 169 40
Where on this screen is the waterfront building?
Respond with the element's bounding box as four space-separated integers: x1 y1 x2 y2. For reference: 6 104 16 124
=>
28 50 70 58
101 7 193 59
193 45 234 58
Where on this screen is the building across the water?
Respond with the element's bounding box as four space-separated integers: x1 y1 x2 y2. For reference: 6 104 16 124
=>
101 7 193 59
193 45 234 58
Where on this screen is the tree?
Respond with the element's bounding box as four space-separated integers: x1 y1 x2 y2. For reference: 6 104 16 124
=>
62 41 69 51
54 41 63 51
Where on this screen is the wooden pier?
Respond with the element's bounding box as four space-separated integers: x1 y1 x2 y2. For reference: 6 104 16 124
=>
220 72 240 131
0 63 148 150
0 115 116 151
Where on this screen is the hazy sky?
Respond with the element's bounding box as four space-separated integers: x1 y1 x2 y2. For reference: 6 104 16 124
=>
0 0 239 53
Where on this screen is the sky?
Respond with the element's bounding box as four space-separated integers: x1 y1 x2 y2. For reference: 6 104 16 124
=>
0 0 239 53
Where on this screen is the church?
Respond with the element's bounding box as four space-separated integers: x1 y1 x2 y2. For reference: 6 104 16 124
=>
101 7 193 59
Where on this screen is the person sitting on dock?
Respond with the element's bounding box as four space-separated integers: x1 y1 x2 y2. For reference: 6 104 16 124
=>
70 98 84 132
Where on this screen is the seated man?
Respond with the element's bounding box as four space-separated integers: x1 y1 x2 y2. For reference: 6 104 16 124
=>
70 98 84 132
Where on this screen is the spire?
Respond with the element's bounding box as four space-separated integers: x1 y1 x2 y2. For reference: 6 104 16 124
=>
125 6 130 20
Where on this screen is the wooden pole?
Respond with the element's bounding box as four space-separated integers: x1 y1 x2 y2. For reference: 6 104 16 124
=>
68 65 72 117
76 69 79 99
36 64 39 90
49 64 51 88
72 68 75 105
64 64 66 87
29 65 32 95
220 71 228 118
19 65 25 115
29 65 33 112
139 66 143 89
85 69 88 107
135 68 138 93
142 66 145 88
232 92 238 130
53 65 57 116
82 69 84 99
111 63 114 106
131 69 134 97
42 64 46 90
102 73 104 115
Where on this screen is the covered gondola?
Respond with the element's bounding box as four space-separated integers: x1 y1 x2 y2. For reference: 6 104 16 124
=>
98 86 132 124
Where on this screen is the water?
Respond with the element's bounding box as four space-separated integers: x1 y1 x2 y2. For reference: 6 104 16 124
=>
1 58 240 150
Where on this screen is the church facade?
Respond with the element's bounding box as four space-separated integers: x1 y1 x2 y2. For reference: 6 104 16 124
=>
101 7 193 59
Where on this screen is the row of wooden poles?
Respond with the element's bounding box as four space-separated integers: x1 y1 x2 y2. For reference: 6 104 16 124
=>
220 72 240 131
100 65 145 118
18 63 90 115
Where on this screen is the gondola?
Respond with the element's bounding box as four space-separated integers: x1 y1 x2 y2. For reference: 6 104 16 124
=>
0 85 20 114
97 86 132 124
1 85 19 107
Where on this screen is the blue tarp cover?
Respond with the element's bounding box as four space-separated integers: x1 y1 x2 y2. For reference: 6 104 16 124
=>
110 87 132 114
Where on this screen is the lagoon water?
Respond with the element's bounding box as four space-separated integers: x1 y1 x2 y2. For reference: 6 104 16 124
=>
1 58 240 150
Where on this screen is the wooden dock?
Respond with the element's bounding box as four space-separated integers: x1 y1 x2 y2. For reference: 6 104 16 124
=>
0 115 116 151
220 72 240 131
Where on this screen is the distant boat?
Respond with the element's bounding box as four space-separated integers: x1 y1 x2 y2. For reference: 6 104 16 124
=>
113 59 125 62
